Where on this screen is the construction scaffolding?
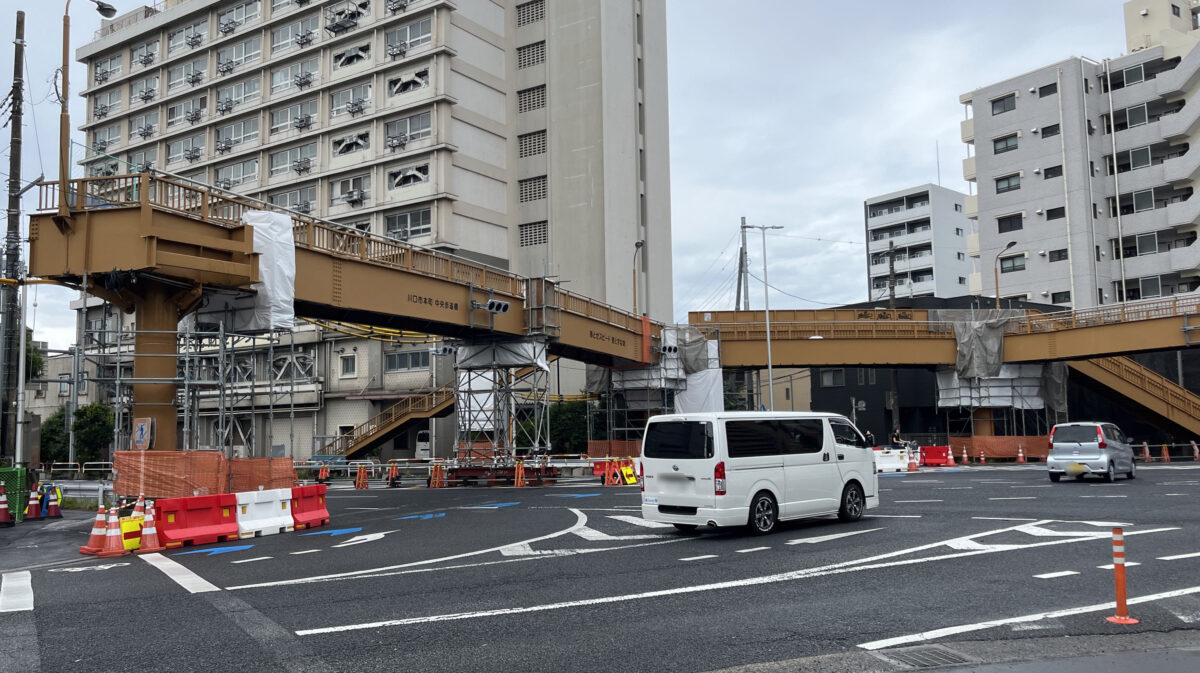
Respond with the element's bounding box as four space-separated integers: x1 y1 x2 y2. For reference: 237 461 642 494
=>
453 338 551 461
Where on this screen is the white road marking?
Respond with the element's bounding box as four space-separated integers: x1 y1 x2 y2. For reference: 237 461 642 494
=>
859 585 1200 650
332 532 392 548
679 555 718 562
1097 563 1142 569
1033 571 1079 579
344 507 382 511
1158 552 1200 561
573 526 664 541
606 515 673 528
1080 495 1127 499
988 497 1036 500
1010 618 1063 632
231 557 273 564
293 520 1177 636
139 554 220 593
499 543 581 557
870 514 922 518
1011 485 1052 489
973 517 1038 522
0 571 34 612
1159 596 1200 623
934 487 973 490
1165 493 1188 496
894 500 942 503
290 550 322 555
787 528 882 545
735 547 769 554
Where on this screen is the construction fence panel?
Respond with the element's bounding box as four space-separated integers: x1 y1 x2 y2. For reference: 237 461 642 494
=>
947 436 1049 461
115 451 228 499
230 458 295 493
0 467 28 523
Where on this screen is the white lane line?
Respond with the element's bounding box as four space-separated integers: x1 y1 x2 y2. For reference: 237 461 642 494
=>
1098 563 1142 570
735 547 770 554
0 571 34 612
139 554 220 594
290 550 321 555
870 514 922 518
787 528 883 545
1010 618 1063 632
894 500 942 503
1159 596 1200 623
1165 493 1188 496
294 520 1177 636
679 555 717 562
606 515 673 528
974 517 1038 522
859 584 1200 650
1158 552 1200 561
1033 571 1079 579
989 497 1036 500
344 507 382 511
1080 495 1127 499
229 508 590 591
1011 485 1052 489
231 557 273 564
934 487 973 490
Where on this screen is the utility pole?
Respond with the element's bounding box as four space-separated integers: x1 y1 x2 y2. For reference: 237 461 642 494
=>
887 240 900 435
2 11 27 462
736 217 754 409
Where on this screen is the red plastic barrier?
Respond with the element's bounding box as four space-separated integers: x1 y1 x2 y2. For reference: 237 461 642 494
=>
155 494 240 548
920 446 953 466
291 484 330 530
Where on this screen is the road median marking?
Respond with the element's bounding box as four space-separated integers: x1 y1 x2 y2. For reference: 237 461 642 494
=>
139 554 220 593
232 557 273 564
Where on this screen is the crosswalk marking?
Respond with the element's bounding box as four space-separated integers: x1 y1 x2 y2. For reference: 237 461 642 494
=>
139 554 220 593
735 547 769 554
1157 552 1200 561
0 571 33 612
606 515 673 528
1033 571 1079 579
679 555 717 562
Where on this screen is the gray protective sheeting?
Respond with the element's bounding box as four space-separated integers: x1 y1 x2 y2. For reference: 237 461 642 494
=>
929 309 1023 379
243 210 296 331
456 340 548 371
674 340 724 413
678 326 710 375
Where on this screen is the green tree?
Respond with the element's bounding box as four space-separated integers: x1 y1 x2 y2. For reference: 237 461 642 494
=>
24 330 44 382
40 407 69 464
72 403 115 463
723 376 749 411
548 401 589 453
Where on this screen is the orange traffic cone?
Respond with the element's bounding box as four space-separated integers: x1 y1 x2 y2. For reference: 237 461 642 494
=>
134 501 165 554
96 508 130 558
906 448 919 472
131 494 146 520
24 489 44 521
962 447 969 465
979 450 987 464
0 484 13 527
79 506 108 554
1193 441 1199 463
46 489 63 518
1142 442 1151 462
1161 445 1171 463
1017 448 1026 464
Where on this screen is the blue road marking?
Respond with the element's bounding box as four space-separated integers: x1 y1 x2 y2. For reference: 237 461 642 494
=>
548 494 600 498
466 502 520 509
300 527 363 537
174 544 255 556
396 513 446 520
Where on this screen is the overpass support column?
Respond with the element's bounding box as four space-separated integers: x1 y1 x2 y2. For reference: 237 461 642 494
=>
132 283 180 451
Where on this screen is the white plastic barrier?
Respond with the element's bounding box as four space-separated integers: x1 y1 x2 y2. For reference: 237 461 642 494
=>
235 488 295 539
873 447 910 473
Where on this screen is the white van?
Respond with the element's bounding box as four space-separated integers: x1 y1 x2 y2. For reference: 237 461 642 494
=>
640 412 879 534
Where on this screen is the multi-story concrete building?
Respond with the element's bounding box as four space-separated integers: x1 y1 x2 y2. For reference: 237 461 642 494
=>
865 184 972 300
960 0 1200 309
64 0 672 459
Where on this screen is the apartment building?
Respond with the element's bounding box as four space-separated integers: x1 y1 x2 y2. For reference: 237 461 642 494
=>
67 0 672 458
960 0 1200 309
865 184 973 300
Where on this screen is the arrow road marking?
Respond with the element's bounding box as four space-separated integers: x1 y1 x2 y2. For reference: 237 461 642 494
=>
786 528 882 545
174 545 255 556
300 527 362 537
332 532 393 548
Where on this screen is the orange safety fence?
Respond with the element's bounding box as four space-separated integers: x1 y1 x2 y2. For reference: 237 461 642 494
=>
230 458 296 493
114 452 293 498
947 436 1050 461
587 440 642 458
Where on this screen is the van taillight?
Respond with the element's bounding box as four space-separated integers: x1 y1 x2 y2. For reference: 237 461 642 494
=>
639 461 644 492
714 461 726 496
1097 427 1107 449
1048 427 1056 451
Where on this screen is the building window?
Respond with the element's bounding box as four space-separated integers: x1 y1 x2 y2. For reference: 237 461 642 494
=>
518 85 546 112
997 213 1022 232
215 158 258 187
269 184 316 210
333 44 370 69
387 163 430 188
955 227 963 235
330 174 370 204
215 117 259 147
1046 206 1065 220
1000 255 1026 273
1051 291 1071 304
167 20 208 53
1133 188 1154 212
130 39 159 66
991 93 1016 115
339 355 356 377
388 68 429 96
1043 164 1063 179
1126 146 1151 170
956 252 965 261
517 41 546 69
216 36 262 68
271 14 318 51
59 374 70 396
954 203 963 212
218 0 260 28
130 76 158 104
166 133 205 163
1049 248 1069 262
167 58 206 90
1126 103 1148 128
166 96 207 127
519 131 546 158
127 148 156 169
958 276 967 285
271 57 318 92
519 176 547 202
1174 4 1182 17
384 111 431 142
217 77 261 108
516 0 545 26
820 369 845 388
995 173 1021 194
992 133 1018 154
386 17 433 52
1038 82 1057 97
519 221 548 247
385 208 432 240
1139 275 1162 298
332 130 370 155
93 54 122 82
330 83 371 116
385 351 430 372
1041 123 1060 137
1124 64 1145 86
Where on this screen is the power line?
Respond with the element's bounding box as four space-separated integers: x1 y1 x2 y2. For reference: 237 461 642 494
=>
746 271 850 307
768 231 863 246
25 58 46 175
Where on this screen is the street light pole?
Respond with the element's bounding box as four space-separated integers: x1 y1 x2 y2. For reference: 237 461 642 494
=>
993 240 1018 309
632 239 644 316
742 221 783 410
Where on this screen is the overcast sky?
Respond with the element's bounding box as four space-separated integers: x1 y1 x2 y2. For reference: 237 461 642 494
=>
1 0 1131 349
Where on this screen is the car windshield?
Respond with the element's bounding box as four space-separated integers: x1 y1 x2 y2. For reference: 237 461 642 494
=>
1054 426 1100 443
643 421 713 459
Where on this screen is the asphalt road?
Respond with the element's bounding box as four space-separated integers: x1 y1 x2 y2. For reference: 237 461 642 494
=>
2 465 1199 672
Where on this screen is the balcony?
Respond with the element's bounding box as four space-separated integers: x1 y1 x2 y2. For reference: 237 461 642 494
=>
1163 147 1200 185
968 272 982 295
960 117 974 144
1121 242 1200 277
1157 41 1200 98
965 194 978 219
1161 97 1200 141
962 155 976 181
967 232 980 257
1167 196 1200 229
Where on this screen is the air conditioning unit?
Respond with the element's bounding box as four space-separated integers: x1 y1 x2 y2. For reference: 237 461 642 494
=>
183 147 202 162
346 99 366 115
138 89 156 102
214 177 233 189
291 157 312 173
137 125 154 139
93 139 110 151
185 109 203 123
185 33 203 47
386 134 407 150
136 161 154 173
217 60 236 75
218 20 238 35
295 31 314 47
94 69 111 84
293 72 314 88
215 98 234 114
387 42 407 58
186 71 204 85
215 138 234 153
138 52 156 66
387 0 409 12
294 201 312 214
93 103 110 118
344 188 365 204
292 114 312 130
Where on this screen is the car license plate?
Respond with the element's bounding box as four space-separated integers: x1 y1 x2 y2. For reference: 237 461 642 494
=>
643 497 658 505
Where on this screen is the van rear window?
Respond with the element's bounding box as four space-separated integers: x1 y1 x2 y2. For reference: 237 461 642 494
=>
644 421 713 459
1054 425 1100 443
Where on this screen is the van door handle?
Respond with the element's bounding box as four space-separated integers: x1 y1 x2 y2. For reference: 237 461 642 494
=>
822 453 830 462
837 454 845 461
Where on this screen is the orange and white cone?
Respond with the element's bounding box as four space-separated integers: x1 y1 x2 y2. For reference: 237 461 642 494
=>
979 450 987 464
46 489 63 518
96 508 130 558
1017 447 1026 464
945 448 957 467
962 448 969 465
24 489 44 521
1142 442 1151 462
131 494 146 520
906 448 919 472
79 506 108 554
134 501 165 554
0 484 13 527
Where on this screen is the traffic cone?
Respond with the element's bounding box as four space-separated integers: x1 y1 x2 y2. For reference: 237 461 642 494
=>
1142 442 1151 462
979 450 987 464
962 447 969 465
945 448 957 467
906 448 919 472
79 506 108 554
131 494 146 520
1017 447 1026 464
1192 441 1199 463
0 484 13 527
134 501 165 554
46 489 63 519
24 489 44 521
96 508 130 558
1161 445 1171 463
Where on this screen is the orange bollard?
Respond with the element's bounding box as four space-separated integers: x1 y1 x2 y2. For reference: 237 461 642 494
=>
945 447 956 467
514 461 526 488
96 508 131 558
1106 527 1139 625
79 506 108 554
1161 445 1171 463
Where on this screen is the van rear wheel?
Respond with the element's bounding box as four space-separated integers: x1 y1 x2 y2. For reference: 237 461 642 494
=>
748 493 777 535
838 483 865 522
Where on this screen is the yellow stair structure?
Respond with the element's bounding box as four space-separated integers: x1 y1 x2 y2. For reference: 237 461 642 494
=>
320 382 455 459
1069 356 1200 436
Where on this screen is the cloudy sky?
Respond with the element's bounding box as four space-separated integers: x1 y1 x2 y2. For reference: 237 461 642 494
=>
1 0 1131 348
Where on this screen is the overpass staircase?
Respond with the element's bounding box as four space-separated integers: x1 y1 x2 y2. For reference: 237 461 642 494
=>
320 382 455 459
1069 356 1200 437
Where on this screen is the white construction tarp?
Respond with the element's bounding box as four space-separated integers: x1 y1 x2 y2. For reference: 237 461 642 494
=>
936 364 1048 410
674 369 723 413
243 210 296 331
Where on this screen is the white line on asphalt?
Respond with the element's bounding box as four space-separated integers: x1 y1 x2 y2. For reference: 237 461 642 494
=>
139 554 220 593
229 508 591 590
1032 571 1079 579
1097 563 1142 569
290 550 322 555
973 517 1038 522
344 507 382 511
894 500 942 503
735 547 770 554
1010 618 1063 632
869 514 922 518
786 529 882 545
1080 495 1127 498
679 555 717 562
0 571 34 612
607 515 673 528
1011 485 1052 489
293 520 1178 636
1165 493 1188 496
933 487 973 490
988 497 1037 500
1158 552 1200 561
858 585 1200 650
231 557 274 564
1159 596 1200 623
